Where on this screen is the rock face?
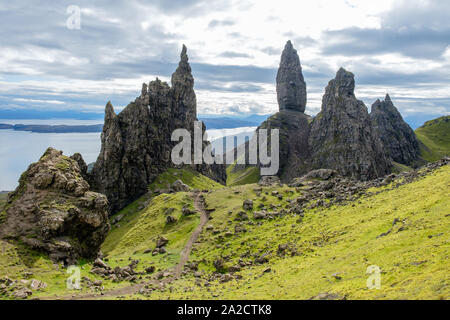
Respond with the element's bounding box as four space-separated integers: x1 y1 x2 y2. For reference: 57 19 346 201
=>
276 40 307 112
258 110 312 181
0 148 109 264
309 68 392 180
370 94 420 165
91 45 225 213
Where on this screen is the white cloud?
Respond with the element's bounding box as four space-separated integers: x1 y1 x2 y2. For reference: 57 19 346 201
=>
0 0 448 118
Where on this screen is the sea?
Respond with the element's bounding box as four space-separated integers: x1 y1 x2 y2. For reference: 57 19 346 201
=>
0 119 255 191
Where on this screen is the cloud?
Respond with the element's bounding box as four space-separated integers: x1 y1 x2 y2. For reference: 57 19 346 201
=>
208 19 235 29
219 51 253 59
12 98 65 105
0 0 448 120
321 27 450 59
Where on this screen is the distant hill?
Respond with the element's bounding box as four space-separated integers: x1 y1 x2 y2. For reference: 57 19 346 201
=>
0 114 271 133
415 116 450 162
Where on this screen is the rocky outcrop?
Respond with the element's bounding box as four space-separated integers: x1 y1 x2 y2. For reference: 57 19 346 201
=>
91 45 225 213
309 68 392 180
370 94 420 165
276 40 307 112
0 148 109 264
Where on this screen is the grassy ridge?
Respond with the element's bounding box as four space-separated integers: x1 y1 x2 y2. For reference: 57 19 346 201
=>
416 116 450 162
226 163 259 187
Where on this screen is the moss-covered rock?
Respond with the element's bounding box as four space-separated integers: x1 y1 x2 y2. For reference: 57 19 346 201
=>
0 148 110 265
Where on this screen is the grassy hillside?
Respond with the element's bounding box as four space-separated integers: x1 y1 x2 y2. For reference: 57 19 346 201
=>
1 164 448 300
0 169 220 299
137 164 450 300
0 193 8 224
102 192 198 272
416 116 450 162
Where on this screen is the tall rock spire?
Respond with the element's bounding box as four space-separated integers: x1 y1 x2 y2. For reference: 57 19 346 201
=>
276 40 307 112
171 44 196 123
370 94 420 165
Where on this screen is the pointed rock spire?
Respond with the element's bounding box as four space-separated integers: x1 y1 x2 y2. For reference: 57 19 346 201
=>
276 40 307 112
172 44 193 85
104 101 116 121
171 44 196 119
370 95 420 165
333 67 355 97
385 93 391 102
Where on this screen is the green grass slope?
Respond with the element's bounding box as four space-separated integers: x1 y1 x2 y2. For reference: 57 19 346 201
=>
103 168 223 272
416 116 450 162
102 192 198 273
226 163 259 187
0 169 220 300
139 165 450 300
1 165 449 300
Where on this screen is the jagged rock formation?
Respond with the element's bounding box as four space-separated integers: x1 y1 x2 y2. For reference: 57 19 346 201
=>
309 68 392 180
231 43 396 182
0 148 109 264
276 40 307 112
370 94 420 165
91 45 225 213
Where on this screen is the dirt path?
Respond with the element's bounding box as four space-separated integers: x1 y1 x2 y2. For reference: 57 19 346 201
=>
173 191 208 277
41 191 208 300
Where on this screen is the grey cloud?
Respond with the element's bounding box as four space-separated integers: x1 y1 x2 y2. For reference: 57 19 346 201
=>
219 51 253 58
208 19 235 29
321 0 450 60
321 27 450 59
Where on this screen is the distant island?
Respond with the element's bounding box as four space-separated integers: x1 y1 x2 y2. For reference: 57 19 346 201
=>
0 115 269 133
0 123 103 133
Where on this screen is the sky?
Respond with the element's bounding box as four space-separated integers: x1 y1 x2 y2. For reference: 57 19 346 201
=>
0 0 449 120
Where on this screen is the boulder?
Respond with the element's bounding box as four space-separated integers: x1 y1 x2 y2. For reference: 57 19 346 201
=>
243 199 253 211
0 148 110 265
171 180 191 192
156 236 169 248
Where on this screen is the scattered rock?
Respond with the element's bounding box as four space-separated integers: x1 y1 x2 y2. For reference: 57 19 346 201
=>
171 180 191 192
166 215 177 224
182 205 196 216
243 200 253 211
156 236 169 248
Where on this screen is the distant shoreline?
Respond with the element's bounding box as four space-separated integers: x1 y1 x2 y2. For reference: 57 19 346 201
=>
0 116 268 133
0 123 103 133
